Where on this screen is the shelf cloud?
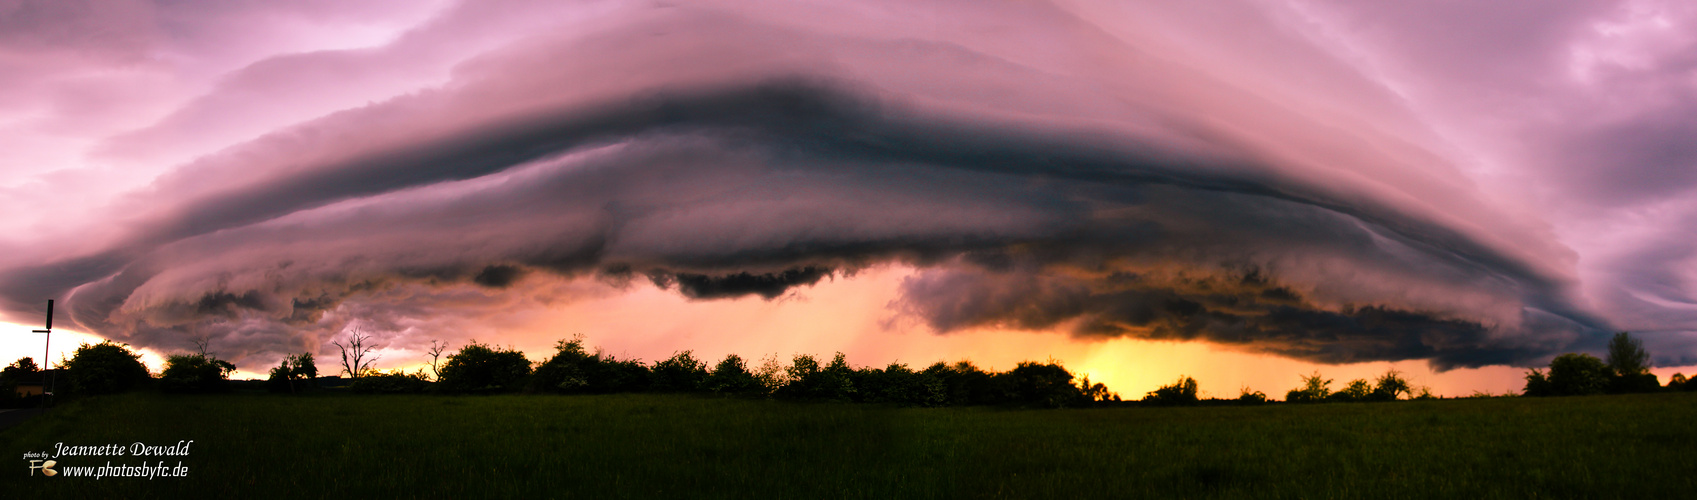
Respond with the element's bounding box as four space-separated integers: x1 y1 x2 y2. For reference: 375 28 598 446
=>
2 0 1692 370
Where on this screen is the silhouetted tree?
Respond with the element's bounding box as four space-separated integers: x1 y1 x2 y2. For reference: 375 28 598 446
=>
3 357 39 380
704 354 764 395
333 328 381 379
159 353 236 393
530 336 652 394
925 361 997 406
1237 386 1268 404
1606 331 1650 376
1329 379 1372 403
1286 371 1331 403
753 354 787 393
855 362 945 406
437 341 531 393
1605 332 1659 393
62 341 150 395
584 355 652 393
1667 373 1689 392
819 352 858 400
1144 376 1199 406
1366 370 1412 401
994 361 1086 408
0 357 37 406
775 354 821 399
426 340 449 381
650 350 708 392
530 335 595 393
1523 369 1554 397
266 353 319 393
1546 353 1610 396
1079 375 1119 404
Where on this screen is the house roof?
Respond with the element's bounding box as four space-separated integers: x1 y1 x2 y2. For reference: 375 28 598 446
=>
5 369 64 386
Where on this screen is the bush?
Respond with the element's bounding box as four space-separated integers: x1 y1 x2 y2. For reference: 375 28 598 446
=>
0 357 31 408
2 357 38 381
159 354 236 394
438 342 532 393
62 341 151 395
1523 369 1554 397
530 336 652 394
774 353 856 401
993 361 1086 408
1611 372 1661 394
703 354 764 395
1328 379 1372 403
1369 370 1412 401
267 353 319 393
650 351 708 392
1546 353 1611 396
1079 375 1119 404
1286 371 1331 403
924 361 997 406
1144 376 1199 406
1669 373 1688 392
349 370 432 394
854 363 945 407
1237 387 1268 404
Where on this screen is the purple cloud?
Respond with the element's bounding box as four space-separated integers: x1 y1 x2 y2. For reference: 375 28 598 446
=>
1 0 1691 370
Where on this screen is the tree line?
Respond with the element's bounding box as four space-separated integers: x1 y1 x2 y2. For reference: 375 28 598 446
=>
1520 331 1681 396
343 334 1122 408
5 330 1692 410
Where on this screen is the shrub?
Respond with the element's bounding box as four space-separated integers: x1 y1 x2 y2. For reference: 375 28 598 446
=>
1523 369 1554 397
1328 379 1372 403
349 370 432 394
703 354 764 395
1079 376 1119 403
775 353 847 400
993 361 1086 408
855 363 946 407
438 342 532 393
1285 371 1331 403
650 350 708 392
62 341 151 395
1144 376 1199 406
1237 386 1268 404
159 354 236 394
1369 370 1412 401
1546 353 1610 396
529 336 651 394
2 357 38 381
0 357 31 407
924 361 997 406
267 353 319 393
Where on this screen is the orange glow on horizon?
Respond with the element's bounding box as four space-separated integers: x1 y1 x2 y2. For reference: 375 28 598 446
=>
9 266 1694 398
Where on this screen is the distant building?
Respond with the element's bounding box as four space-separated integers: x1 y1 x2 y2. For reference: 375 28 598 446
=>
9 369 63 397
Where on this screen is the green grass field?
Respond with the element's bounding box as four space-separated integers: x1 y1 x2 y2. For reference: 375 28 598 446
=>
4 392 1694 498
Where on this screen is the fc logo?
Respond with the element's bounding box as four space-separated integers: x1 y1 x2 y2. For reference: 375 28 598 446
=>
29 459 57 477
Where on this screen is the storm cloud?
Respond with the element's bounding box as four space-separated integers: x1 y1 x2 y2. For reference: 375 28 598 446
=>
2 0 1691 369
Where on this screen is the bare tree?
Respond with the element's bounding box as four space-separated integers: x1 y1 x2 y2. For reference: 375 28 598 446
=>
332 328 381 378
191 335 212 358
426 340 448 380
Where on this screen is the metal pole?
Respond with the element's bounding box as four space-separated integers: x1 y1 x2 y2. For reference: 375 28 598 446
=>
33 300 52 407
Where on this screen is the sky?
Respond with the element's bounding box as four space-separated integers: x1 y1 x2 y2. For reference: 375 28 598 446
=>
2 0 1695 397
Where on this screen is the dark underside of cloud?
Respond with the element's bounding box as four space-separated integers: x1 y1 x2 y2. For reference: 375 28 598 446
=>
0 7 1624 369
